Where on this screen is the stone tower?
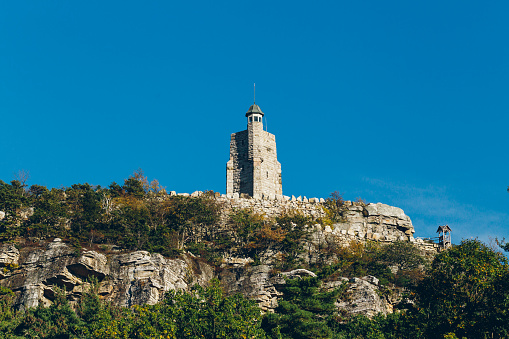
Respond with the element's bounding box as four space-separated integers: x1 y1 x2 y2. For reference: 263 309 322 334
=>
226 102 282 199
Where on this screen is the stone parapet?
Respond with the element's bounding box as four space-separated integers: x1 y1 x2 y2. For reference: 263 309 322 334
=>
177 191 416 243
172 191 433 249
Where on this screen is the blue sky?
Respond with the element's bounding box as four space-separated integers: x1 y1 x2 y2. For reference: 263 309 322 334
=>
1 1 508 243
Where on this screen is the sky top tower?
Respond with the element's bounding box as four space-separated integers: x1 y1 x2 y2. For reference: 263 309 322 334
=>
226 100 282 199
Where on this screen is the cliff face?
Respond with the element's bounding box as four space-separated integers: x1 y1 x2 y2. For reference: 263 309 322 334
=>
1 240 395 317
0 199 426 317
219 265 395 317
0 240 213 310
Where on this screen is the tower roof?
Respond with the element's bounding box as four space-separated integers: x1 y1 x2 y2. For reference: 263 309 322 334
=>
245 104 264 117
437 225 452 233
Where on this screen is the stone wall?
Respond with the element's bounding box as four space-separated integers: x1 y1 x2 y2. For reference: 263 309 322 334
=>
219 195 416 243
174 191 417 243
226 130 250 195
219 194 326 219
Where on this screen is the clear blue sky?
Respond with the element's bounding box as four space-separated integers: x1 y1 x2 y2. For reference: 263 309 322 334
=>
1 1 508 243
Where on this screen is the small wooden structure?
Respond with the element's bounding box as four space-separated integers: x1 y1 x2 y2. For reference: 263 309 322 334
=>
436 225 452 250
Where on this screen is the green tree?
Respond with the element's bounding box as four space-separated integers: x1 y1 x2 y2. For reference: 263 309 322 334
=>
377 241 425 271
65 184 101 238
376 241 427 287
160 280 266 339
26 187 68 238
122 169 149 198
276 215 312 269
107 182 123 198
93 279 266 339
496 237 509 252
75 279 130 338
0 180 32 240
230 208 265 242
415 239 509 338
14 288 84 338
165 195 221 251
0 287 23 338
334 312 420 339
264 276 344 339
323 191 346 224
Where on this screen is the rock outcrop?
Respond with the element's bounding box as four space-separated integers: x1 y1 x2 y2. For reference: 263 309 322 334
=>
336 202 415 242
333 276 391 317
0 239 213 310
220 264 396 315
0 243 19 268
220 265 281 312
1 239 412 317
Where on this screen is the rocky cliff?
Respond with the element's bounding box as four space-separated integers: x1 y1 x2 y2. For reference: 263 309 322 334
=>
0 240 213 310
0 198 425 317
1 240 399 317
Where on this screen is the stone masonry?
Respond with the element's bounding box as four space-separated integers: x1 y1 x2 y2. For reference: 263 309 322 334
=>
220 196 416 243
226 103 282 199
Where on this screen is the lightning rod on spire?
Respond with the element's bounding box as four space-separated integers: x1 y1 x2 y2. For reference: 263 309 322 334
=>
254 83 256 104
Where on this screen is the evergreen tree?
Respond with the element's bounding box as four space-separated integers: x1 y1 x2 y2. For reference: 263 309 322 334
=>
263 276 345 339
14 288 84 339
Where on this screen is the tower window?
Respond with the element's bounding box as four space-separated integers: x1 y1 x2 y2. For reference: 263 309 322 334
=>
250 116 263 122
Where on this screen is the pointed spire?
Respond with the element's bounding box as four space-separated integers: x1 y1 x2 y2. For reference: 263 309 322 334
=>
246 84 264 117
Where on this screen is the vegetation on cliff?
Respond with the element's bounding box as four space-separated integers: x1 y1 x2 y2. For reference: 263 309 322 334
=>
0 171 222 257
1 240 508 338
1 173 509 338
0 279 266 339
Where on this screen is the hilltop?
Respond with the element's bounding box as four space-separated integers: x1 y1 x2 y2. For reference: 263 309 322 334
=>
1 173 508 338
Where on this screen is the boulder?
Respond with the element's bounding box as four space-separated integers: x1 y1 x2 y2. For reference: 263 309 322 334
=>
19 207 34 220
220 265 281 312
0 244 20 268
281 269 317 279
335 276 390 317
365 203 408 220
